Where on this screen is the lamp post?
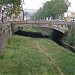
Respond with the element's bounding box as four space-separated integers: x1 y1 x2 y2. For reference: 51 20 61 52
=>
21 9 24 21
1 5 4 22
1 0 5 22
21 0 25 21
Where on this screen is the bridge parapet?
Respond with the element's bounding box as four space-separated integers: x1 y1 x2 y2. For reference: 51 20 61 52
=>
50 21 70 25
11 20 71 25
0 22 11 35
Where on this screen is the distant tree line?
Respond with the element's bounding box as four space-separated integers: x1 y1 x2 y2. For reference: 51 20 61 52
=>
31 0 70 20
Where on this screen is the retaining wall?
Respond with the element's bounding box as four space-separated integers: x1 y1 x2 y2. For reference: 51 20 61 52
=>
0 22 12 53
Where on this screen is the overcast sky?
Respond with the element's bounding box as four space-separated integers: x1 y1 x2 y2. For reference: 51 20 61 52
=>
23 0 50 9
68 0 75 12
23 0 75 12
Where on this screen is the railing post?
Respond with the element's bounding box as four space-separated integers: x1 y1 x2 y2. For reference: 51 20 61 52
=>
10 22 14 34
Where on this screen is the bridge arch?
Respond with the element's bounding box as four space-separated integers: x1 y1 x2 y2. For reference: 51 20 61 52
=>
11 20 70 44
51 29 65 44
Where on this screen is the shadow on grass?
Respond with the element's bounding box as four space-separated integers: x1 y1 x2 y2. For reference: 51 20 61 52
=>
14 30 75 53
14 30 50 38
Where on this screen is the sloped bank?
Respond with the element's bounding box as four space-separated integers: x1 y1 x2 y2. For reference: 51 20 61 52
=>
1 29 74 75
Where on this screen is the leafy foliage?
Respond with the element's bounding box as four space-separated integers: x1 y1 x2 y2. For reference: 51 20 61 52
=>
32 7 44 20
32 0 70 20
0 0 21 16
65 27 75 46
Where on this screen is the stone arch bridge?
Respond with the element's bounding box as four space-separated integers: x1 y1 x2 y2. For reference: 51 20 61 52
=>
11 20 74 35
0 20 75 53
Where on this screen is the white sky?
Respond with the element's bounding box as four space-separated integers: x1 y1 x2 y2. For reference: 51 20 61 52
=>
68 0 75 12
23 0 75 12
23 0 50 9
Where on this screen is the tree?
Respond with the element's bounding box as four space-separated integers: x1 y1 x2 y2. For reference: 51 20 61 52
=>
0 0 22 17
31 7 44 20
43 0 69 19
32 0 70 20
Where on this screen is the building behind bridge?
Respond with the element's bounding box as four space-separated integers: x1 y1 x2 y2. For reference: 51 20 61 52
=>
64 11 75 22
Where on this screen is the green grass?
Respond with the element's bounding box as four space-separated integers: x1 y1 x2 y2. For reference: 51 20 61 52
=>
0 28 75 75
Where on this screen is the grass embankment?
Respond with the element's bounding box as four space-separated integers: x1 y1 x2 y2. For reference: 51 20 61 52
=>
0 28 75 75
